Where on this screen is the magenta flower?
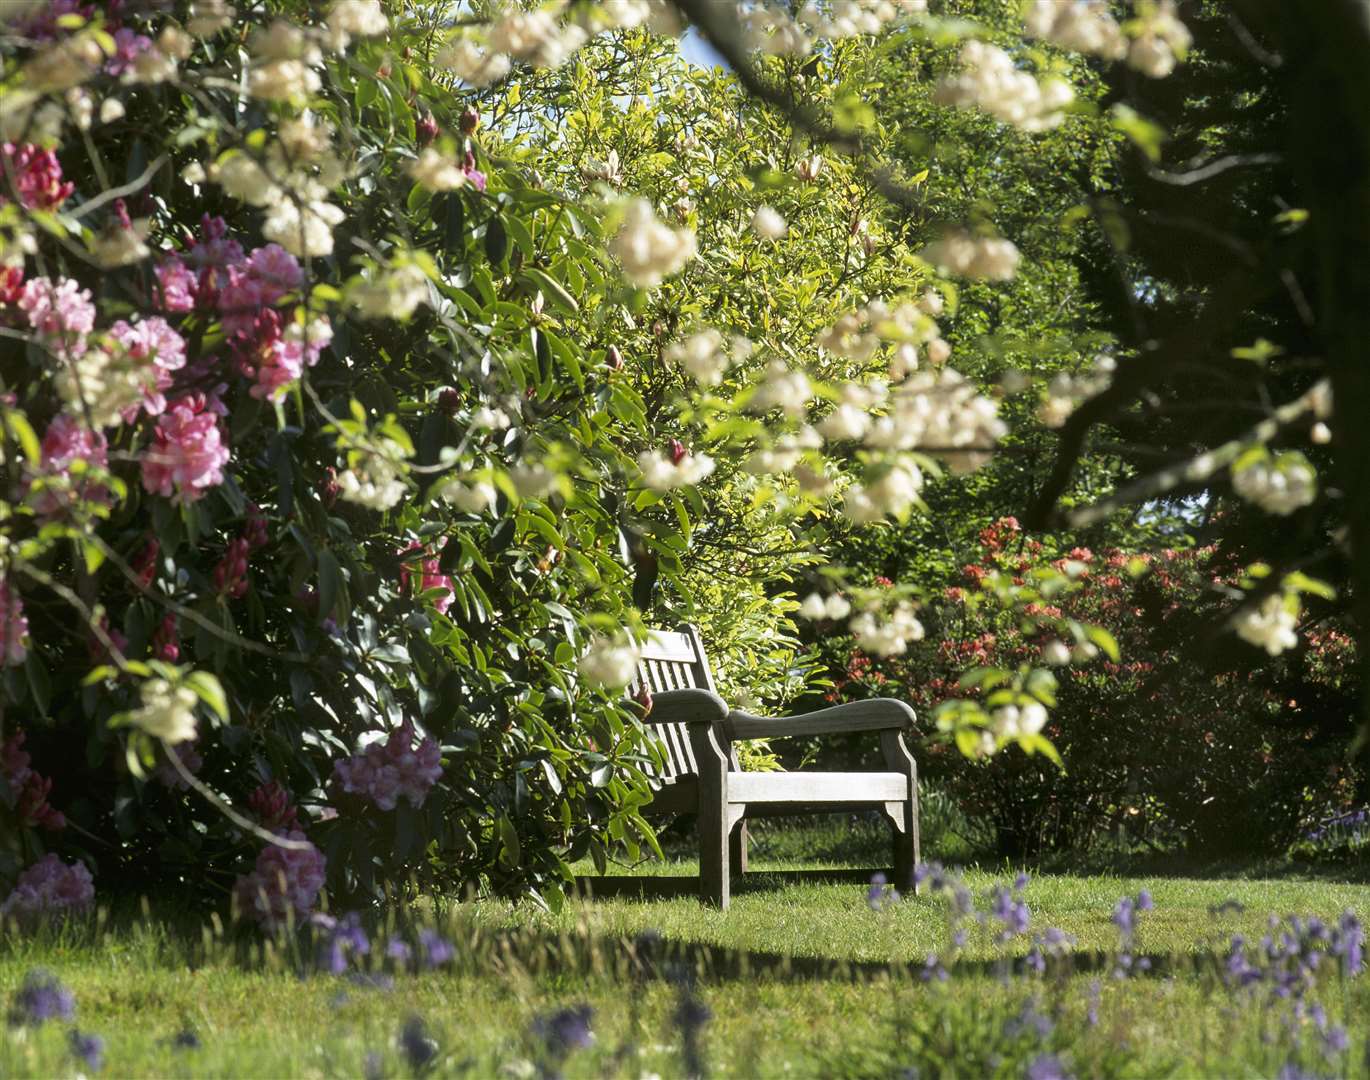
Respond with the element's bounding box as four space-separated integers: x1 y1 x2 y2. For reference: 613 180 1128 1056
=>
232 831 327 931
0 143 74 211
140 394 231 504
1 731 65 830
0 854 94 927
110 316 187 419
29 413 109 519
399 542 455 615
106 26 153 76
0 578 28 667
155 257 199 312
246 243 303 303
18 276 96 355
333 720 444 811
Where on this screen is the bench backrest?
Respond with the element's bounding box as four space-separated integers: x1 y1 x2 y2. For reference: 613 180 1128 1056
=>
635 624 720 781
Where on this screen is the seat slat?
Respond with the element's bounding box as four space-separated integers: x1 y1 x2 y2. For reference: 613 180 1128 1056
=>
728 771 908 804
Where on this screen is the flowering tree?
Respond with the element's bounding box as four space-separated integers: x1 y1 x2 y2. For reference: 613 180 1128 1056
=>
1 0 1363 921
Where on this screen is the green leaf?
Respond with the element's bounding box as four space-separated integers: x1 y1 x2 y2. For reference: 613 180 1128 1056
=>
520 267 579 315
1110 104 1166 163
1085 625 1120 662
318 549 342 622
184 670 229 721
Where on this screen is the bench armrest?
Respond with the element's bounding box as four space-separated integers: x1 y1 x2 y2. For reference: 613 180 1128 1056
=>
648 688 730 726
727 698 914 740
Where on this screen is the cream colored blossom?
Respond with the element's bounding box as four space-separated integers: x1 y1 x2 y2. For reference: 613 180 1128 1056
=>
610 199 697 289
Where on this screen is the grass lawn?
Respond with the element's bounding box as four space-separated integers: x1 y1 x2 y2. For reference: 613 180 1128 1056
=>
2 839 1367 1078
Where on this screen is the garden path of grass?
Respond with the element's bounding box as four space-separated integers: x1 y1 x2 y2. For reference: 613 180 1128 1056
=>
2 852 1367 1078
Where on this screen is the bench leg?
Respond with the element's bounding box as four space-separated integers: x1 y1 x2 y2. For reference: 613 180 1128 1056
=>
690 725 732 909
730 820 748 877
881 730 920 896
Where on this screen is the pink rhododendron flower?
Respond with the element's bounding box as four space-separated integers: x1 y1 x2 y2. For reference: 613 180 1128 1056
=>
332 720 444 811
247 780 299 831
232 306 331 402
0 578 28 667
0 854 93 927
154 256 198 312
185 215 247 303
1 731 65 831
0 265 24 306
18 276 96 355
398 542 455 615
140 394 231 504
218 269 266 337
232 831 326 930
110 316 187 418
0 143 74 211
462 149 487 192
246 243 303 303
29 412 109 518
19 0 95 42
105 26 153 76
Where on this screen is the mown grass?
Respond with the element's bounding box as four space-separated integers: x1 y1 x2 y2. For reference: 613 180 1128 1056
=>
2 837 1368 1078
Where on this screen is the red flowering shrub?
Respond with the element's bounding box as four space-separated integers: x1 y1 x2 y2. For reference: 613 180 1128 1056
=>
826 520 1359 857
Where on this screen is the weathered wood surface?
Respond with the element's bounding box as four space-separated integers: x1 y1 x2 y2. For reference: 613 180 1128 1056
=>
727 771 909 803
726 698 915 740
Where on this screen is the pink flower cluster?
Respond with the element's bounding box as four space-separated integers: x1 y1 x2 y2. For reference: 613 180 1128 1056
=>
140 393 231 504
399 541 455 616
0 854 93 927
107 26 152 77
1 731 65 831
0 578 28 668
110 315 187 420
248 780 300 831
232 831 326 930
29 413 110 519
213 504 270 598
155 219 329 402
0 143 74 211
18 276 97 356
151 612 179 661
332 720 443 811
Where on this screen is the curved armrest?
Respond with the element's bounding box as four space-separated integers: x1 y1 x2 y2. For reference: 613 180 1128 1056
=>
727 698 914 740
648 688 730 726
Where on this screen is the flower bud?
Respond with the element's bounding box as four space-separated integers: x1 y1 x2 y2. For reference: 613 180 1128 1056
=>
439 388 461 414
668 438 688 465
459 106 480 133
416 111 439 146
605 345 624 370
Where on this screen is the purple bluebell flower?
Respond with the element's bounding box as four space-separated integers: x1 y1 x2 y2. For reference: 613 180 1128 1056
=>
1014 872 1031 892
400 1016 438 1070
1086 979 1101 1027
8 969 75 1027
1331 911 1363 976
920 953 948 983
317 911 370 975
69 1029 105 1072
1025 947 1045 975
1026 1052 1071 1080
1136 889 1153 912
990 886 1030 939
867 872 900 911
1323 1026 1350 1057
1004 1000 1053 1040
418 929 455 968
533 1004 594 1054
385 937 412 966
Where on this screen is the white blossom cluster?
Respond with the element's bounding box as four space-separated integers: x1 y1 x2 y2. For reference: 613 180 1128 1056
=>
751 205 788 240
817 383 884 442
817 292 947 375
637 447 716 491
1037 356 1115 428
610 199 698 289
798 592 853 621
933 41 1075 133
1127 0 1192 78
849 602 925 657
748 359 814 417
1231 453 1318 516
579 634 643 689
436 2 680 88
439 475 497 514
54 345 150 429
743 1 928 56
337 437 411 511
921 228 1021 281
1233 593 1300 656
128 678 198 745
843 460 924 523
1024 1 1126 60
348 263 430 321
743 426 821 475
990 701 1048 739
665 329 752 386
864 368 1008 474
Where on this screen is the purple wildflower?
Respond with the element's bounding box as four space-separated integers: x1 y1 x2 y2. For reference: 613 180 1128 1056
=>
317 911 370 974
920 953 949 983
1014 872 1031 892
990 886 1031 940
69 1029 105 1071
1026 1052 1071 1080
385 937 413 965
1331 911 1363 976
1086 979 1101 1027
8 969 74 1026
533 1004 594 1054
418 928 455 968
867 872 900 911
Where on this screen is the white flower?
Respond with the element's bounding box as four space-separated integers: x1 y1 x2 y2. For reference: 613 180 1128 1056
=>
798 592 828 620
1041 640 1071 666
1234 593 1299 656
991 705 1021 739
751 205 788 240
91 219 151 267
337 437 410 512
795 153 824 182
926 338 951 366
129 679 199 745
610 199 697 289
435 39 512 86
921 228 1020 281
1231 454 1317 516
24 34 105 92
749 360 812 416
1024 0 1127 60
579 634 641 689
325 0 389 50
1071 641 1099 664
1310 422 1332 445
1019 702 1048 736
187 0 236 37
849 602 924 657
843 462 924 523
125 26 190 84
54 347 148 429
511 463 557 499
933 40 1074 132
262 198 344 257
825 594 852 619
249 59 321 102
349 264 430 321
471 406 511 430
439 477 497 514
409 148 466 191
743 7 811 54
665 329 732 386
214 153 281 206
99 97 126 125
1128 0 1191 78
637 448 715 491
863 368 1007 474
817 402 871 442
917 289 944 316
66 87 93 130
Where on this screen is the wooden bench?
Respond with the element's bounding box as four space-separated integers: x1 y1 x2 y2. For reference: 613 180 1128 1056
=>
631 624 920 909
